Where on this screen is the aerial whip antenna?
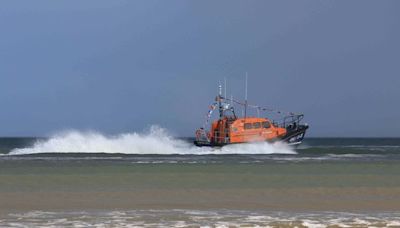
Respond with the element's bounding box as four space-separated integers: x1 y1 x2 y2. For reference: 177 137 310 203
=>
218 83 223 118
244 72 248 120
224 77 227 98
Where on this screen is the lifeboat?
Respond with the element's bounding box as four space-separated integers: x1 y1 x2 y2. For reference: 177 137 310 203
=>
194 85 308 147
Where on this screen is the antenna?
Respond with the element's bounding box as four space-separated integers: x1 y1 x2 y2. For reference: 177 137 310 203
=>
224 77 227 98
218 83 223 118
244 72 248 119
245 72 248 101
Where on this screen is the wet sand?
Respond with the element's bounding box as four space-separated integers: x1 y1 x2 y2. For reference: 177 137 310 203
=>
1 187 400 214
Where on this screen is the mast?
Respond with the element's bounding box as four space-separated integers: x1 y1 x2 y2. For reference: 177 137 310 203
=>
244 72 248 120
218 84 223 118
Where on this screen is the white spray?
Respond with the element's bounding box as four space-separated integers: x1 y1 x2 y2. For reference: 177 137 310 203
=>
10 126 296 155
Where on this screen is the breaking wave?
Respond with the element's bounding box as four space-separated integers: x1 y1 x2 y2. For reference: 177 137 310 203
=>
3 210 400 227
9 126 296 155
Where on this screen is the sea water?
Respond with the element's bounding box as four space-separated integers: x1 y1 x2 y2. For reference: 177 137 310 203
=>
1 127 400 227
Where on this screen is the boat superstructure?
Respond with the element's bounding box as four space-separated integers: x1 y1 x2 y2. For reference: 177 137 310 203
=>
194 83 308 147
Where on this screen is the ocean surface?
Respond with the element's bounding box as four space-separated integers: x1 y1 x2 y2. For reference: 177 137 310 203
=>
1 129 400 227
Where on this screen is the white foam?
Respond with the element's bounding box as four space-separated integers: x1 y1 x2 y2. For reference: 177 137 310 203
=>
9 126 296 155
3 210 400 227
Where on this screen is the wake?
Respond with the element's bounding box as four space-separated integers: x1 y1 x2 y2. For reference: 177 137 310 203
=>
9 126 296 155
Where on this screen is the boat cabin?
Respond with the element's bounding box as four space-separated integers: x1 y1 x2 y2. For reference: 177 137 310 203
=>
210 117 287 145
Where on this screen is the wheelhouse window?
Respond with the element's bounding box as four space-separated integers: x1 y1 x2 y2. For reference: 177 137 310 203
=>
253 122 261 129
244 123 253 130
262 121 271 128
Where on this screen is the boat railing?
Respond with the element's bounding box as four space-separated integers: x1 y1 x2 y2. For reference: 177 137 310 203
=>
213 131 230 144
196 128 230 144
273 114 304 130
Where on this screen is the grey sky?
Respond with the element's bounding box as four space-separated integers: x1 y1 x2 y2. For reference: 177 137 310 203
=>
0 0 399 137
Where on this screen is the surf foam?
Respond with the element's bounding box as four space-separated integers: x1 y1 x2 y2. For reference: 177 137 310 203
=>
9 126 296 155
